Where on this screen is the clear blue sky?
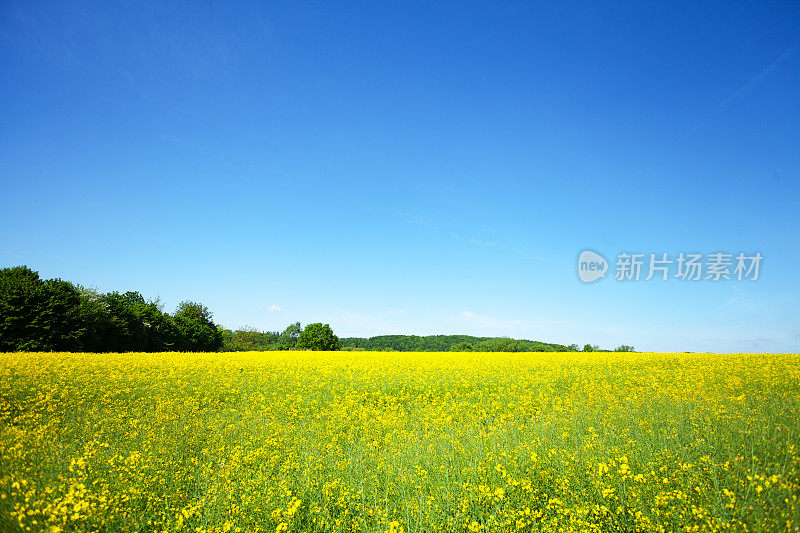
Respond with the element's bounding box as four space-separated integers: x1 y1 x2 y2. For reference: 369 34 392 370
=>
2 1 798 352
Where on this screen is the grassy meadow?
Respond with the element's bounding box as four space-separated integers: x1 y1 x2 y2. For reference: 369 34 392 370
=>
1 351 798 532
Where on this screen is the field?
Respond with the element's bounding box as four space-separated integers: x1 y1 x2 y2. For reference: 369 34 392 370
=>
1 352 798 532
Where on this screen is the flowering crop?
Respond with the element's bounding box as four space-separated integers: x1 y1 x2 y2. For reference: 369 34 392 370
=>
1 351 798 532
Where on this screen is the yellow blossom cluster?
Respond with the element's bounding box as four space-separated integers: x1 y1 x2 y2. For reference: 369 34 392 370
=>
1 351 798 532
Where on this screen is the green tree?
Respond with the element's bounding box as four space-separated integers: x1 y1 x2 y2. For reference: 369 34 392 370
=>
138 299 184 351
614 344 635 352
583 344 594 352
0 266 52 351
296 323 340 351
73 286 120 352
88 290 183 352
449 342 473 352
40 278 86 351
0 267 89 351
220 326 281 351
475 337 523 352
103 291 149 352
0 265 221 353
279 322 302 349
173 301 222 352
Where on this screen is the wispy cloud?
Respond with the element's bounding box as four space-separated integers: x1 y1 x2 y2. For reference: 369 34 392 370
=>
455 310 524 331
716 42 799 110
320 306 414 337
692 41 800 132
468 238 497 247
396 211 534 257
394 210 435 229
448 232 498 247
157 133 205 151
739 337 769 343
725 295 746 305
392 209 567 266
0 248 66 262
267 304 281 312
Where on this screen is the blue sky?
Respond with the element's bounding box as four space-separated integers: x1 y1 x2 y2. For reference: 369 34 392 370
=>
1 1 799 352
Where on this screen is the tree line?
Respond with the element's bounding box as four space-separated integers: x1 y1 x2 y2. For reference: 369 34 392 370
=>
0 266 221 352
220 322 340 351
341 334 571 352
2 265 632 353
221 332 635 353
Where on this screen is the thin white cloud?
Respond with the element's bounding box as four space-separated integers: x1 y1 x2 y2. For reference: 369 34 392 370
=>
468 237 498 247
393 209 435 229
267 305 281 312
716 41 800 111
692 40 800 132
449 231 498 248
456 310 524 331
393 209 557 263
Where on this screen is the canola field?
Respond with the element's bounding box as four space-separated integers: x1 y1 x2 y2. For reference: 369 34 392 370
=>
1 351 798 533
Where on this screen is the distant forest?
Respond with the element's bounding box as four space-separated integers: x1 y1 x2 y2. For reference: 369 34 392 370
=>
221 329 634 353
219 328 572 352
2 266 633 353
342 335 569 352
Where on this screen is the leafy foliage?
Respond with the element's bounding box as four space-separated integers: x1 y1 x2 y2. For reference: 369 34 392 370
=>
0 267 87 352
279 322 302 350
220 327 280 352
340 335 570 352
449 342 474 352
0 266 221 352
296 323 341 351
173 301 223 352
218 330 618 353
